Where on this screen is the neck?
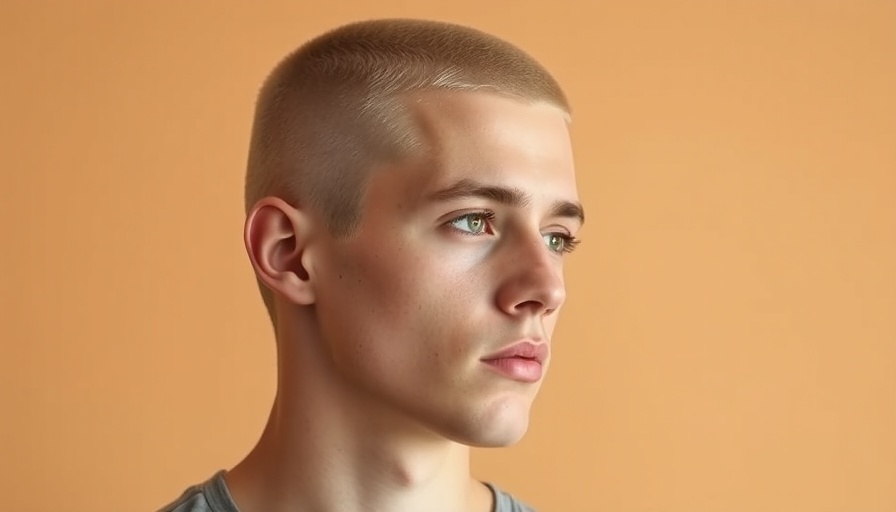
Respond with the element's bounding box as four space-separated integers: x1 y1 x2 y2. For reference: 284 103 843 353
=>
226 314 492 512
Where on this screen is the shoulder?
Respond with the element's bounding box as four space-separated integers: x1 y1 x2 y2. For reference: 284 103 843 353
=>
156 471 237 512
486 482 538 512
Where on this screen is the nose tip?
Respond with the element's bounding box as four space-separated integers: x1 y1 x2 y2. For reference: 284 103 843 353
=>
540 286 566 315
496 242 566 317
512 278 565 316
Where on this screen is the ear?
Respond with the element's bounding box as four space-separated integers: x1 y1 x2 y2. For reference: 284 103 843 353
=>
244 197 317 306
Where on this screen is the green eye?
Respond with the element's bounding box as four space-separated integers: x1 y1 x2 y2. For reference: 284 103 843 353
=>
449 212 493 235
544 233 580 254
545 234 566 253
465 215 486 233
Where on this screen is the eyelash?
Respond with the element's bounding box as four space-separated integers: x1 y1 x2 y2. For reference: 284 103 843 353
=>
447 211 581 255
555 235 581 254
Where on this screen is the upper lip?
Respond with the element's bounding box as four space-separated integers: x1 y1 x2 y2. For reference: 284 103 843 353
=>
481 340 549 365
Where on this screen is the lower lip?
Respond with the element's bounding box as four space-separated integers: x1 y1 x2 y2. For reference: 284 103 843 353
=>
482 357 543 383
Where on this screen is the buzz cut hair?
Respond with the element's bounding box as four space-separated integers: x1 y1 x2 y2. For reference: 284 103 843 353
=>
245 18 570 323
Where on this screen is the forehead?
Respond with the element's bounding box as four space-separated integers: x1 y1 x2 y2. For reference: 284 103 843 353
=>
392 90 578 203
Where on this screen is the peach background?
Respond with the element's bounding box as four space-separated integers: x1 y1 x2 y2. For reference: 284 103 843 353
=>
1 1 894 511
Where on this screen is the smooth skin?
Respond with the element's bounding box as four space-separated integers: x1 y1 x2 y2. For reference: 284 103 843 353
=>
228 90 583 512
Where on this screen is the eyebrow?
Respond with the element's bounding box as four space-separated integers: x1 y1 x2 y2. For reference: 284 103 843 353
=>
427 178 585 225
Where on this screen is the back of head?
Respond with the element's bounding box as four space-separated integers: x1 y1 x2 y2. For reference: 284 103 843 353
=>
245 18 570 321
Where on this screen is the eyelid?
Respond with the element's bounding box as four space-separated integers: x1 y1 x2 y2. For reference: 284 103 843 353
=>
439 206 494 221
543 223 577 239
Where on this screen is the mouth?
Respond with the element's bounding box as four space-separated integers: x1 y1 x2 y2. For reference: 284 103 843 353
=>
480 341 549 383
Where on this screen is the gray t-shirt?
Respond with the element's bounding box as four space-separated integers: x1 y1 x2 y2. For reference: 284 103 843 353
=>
158 471 536 512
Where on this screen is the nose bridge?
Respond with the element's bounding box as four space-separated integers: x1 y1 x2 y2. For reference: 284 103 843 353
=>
496 229 566 316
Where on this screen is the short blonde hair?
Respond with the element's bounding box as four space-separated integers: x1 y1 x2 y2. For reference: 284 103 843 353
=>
245 18 570 322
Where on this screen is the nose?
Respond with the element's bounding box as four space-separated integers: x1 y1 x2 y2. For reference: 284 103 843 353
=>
495 234 566 317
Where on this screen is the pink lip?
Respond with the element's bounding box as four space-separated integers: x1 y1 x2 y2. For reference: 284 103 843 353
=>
481 341 549 383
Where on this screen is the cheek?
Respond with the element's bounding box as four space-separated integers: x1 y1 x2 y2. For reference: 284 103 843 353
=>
338 236 472 315
318 228 500 341
318 243 435 342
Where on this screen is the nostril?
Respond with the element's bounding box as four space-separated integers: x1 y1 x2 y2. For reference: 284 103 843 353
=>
514 299 555 316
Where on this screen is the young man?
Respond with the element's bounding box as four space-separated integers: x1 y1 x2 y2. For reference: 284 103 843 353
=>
160 18 583 512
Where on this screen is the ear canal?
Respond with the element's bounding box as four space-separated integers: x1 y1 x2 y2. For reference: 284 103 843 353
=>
296 242 315 282
295 250 310 281
280 234 310 282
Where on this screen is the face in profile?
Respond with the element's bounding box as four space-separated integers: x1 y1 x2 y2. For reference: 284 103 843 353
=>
311 90 581 447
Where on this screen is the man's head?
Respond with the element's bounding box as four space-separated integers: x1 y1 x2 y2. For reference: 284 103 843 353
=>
243 19 582 446
245 19 570 321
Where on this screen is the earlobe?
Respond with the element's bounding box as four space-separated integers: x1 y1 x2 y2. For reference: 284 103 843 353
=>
244 197 317 306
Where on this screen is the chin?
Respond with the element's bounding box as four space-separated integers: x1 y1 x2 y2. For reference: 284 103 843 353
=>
468 425 530 448
436 396 534 448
